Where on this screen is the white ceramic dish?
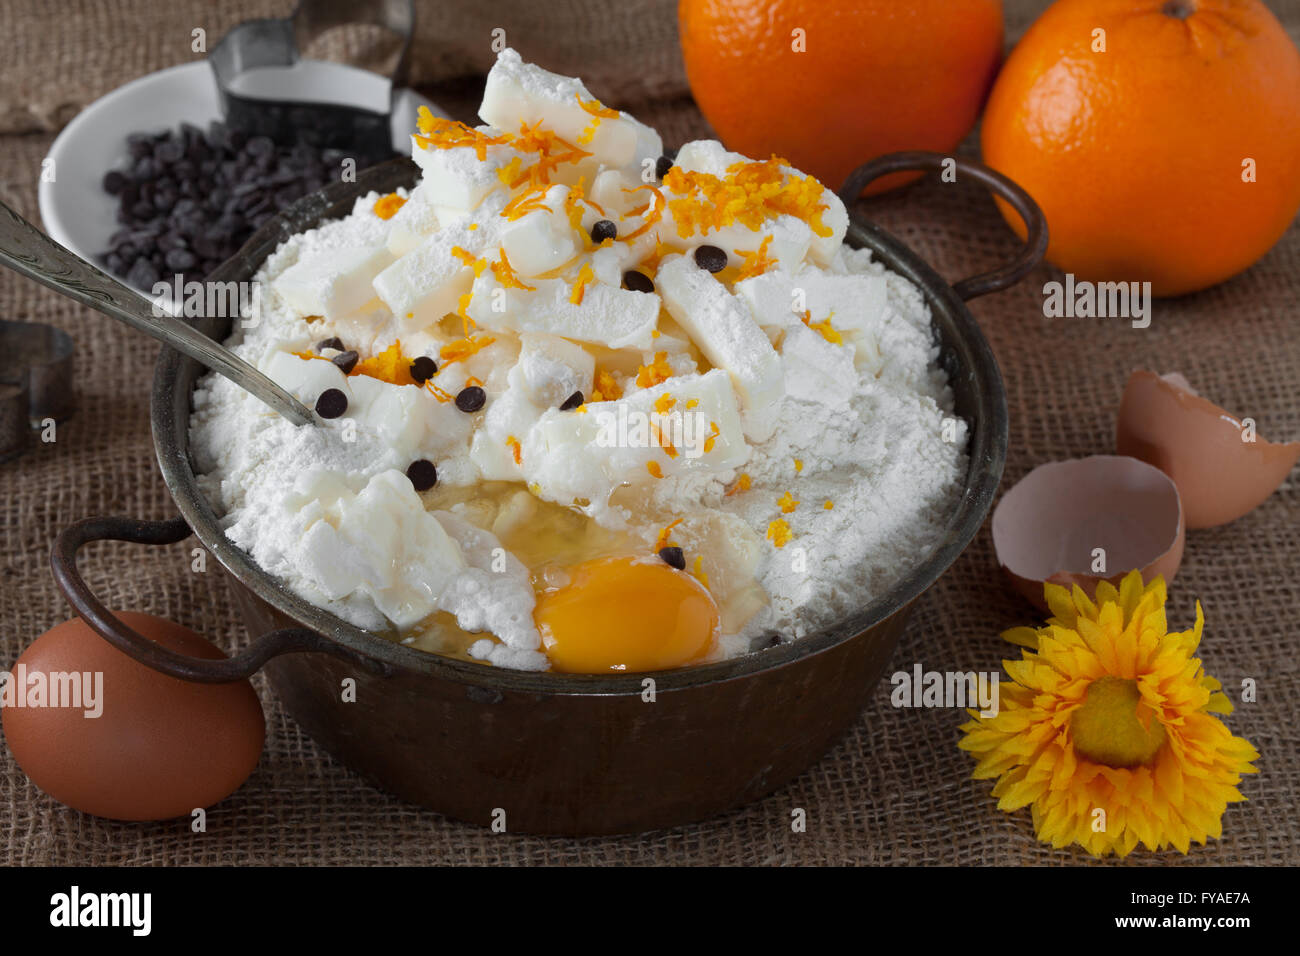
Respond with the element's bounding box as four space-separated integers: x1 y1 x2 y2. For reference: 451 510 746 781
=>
38 60 442 286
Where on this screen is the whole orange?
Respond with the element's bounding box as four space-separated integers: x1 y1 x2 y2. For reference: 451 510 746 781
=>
678 0 1004 194
982 0 1300 297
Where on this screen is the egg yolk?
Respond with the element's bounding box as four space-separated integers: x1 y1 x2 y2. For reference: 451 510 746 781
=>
535 556 719 673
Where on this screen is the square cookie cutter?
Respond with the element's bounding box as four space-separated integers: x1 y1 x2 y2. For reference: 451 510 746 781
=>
208 0 415 164
0 319 75 463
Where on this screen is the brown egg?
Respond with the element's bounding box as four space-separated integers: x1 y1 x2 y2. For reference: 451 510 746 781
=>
1117 370 1300 529
991 456 1184 612
2 612 264 821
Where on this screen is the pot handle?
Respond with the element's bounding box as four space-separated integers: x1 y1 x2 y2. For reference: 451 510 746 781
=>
837 150 1048 301
50 514 385 683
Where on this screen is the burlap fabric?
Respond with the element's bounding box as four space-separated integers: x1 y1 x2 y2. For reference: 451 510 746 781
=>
1 1 1297 866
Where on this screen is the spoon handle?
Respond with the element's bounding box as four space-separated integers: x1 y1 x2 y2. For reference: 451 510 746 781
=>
0 200 316 427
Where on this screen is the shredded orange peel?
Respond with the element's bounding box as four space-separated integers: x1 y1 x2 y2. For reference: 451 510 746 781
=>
439 335 496 366
654 518 684 551
766 518 794 548
662 156 831 239
735 235 778 280
590 369 622 402
568 263 595 304
620 184 666 241
635 351 674 389
490 248 535 291
373 192 407 220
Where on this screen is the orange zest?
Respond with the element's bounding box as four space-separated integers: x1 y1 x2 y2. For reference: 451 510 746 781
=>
646 461 664 479
506 435 522 465
635 351 673 389
589 369 622 402
373 192 407 220
663 157 831 238
451 246 488 277
508 119 592 189
766 518 793 548
691 554 710 589
439 335 496 367
650 422 679 459
502 181 552 221
414 106 508 160
568 263 595 305
456 292 476 338
801 309 843 345
424 381 455 403
655 518 684 550
726 472 752 497
352 341 416 386
490 248 535 291
703 421 720 454
576 94 620 146
777 490 799 513
735 234 777 280
621 184 666 241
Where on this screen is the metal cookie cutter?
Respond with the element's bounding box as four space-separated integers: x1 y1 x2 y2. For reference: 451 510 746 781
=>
208 0 415 164
0 319 75 463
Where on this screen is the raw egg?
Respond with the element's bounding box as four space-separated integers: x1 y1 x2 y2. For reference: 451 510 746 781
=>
1117 369 1300 529
991 456 1185 612
535 556 719 673
2 613 265 821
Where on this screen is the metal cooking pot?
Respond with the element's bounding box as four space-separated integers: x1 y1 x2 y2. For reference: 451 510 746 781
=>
51 151 1045 835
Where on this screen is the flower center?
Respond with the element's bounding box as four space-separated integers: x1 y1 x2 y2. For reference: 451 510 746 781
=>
1070 676 1167 768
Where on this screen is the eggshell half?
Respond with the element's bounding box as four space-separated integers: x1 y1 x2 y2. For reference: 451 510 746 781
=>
991 456 1185 612
1117 369 1300 529
2 613 265 821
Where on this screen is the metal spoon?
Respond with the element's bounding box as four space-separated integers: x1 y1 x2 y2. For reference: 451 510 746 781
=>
0 200 316 427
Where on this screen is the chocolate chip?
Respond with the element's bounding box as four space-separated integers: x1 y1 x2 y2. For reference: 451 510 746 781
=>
455 385 486 412
590 219 617 242
317 336 344 353
694 245 728 273
102 170 127 195
410 356 438 384
658 546 686 570
331 350 359 375
622 270 655 294
155 140 184 165
163 248 196 272
245 136 275 157
315 388 348 419
559 391 584 411
125 257 159 289
406 459 438 492
655 154 674 179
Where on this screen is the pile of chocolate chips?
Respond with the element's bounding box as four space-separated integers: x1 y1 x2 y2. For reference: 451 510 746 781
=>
97 121 383 290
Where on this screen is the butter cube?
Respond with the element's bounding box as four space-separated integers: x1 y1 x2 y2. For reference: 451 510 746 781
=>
654 255 784 442
522 369 749 508
479 48 640 168
274 243 393 320
516 333 594 408
465 271 659 350
779 323 859 406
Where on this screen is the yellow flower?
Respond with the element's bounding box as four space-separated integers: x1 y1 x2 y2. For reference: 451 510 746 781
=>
959 571 1258 857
